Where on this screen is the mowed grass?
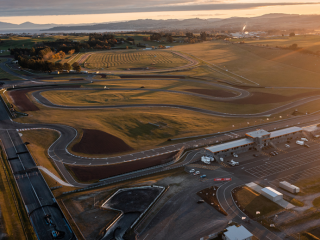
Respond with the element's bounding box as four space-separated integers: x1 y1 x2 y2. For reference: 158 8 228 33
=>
40 88 318 115
173 41 320 87
0 59 22 80
231 35 320 52
84 50 189 70
235 186 283 217
14 105 265 154
20 129 63 179
294 174 320 195
86 79 231 92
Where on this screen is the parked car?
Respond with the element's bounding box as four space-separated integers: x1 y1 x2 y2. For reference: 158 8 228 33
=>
200 175 207 178
296 140 305 146
228 160 239 166
195 171 200 175
189 169 195 173
197 200 205 203
233 153 238 158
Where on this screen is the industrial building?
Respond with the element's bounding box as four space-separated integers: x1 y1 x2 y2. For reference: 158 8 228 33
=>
261 187 283 202
222 225 253 240
206 127 302 158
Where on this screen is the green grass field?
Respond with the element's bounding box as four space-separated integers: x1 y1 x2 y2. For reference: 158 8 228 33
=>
235 186 283 217
0 59 22 81
84 50 189 70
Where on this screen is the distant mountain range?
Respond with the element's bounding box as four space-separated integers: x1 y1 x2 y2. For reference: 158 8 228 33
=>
2 14 320 32
42 14 320 32
0 21 58 29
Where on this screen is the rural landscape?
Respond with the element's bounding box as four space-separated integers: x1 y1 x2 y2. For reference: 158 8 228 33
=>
2 1 320 240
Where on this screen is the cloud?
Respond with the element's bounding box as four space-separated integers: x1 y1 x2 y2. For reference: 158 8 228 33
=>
1 1 320 16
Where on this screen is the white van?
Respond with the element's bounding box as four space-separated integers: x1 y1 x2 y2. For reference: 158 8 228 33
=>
296 140 304 146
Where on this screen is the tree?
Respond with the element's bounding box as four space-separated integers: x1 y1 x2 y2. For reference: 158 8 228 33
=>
63 63 71 71
200 32 207 41
166 35 173 43
289 32 295 37
72 62 81 72
290 43 298 49
55 62 63 71
150 33 162 41
186 32 194 38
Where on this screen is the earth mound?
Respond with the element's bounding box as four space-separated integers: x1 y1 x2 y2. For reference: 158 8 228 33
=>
72 129 134 155
66 151 177 182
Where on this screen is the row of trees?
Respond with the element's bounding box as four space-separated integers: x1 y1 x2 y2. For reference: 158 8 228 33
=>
17 56 81 72
143 31 210 43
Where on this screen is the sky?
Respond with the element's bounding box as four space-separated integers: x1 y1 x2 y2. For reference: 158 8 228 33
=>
2 0 320 25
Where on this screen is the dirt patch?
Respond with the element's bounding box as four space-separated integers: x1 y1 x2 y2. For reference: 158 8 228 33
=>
71 129 134 155
97 74 107 78
63 197 119 240
231 91 320 105
9 89 40 111
197 186 227 216
185 88 237 98
65 151 177 182
9 85 81 111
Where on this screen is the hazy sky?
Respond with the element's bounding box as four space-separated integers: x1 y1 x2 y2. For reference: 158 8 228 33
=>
2 0 320 24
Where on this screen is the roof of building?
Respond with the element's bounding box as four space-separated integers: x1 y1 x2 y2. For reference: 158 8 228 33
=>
224 225 253 240
262 187 283 198
205 138 254 153
246 129 270 138
269 127 302 138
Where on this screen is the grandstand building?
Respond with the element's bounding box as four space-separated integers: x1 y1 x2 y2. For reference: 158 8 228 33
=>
206 127 302 158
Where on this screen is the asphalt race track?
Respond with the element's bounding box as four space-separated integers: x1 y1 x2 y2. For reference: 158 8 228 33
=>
32 87 320 118
2 55 320 240
0 98 75 240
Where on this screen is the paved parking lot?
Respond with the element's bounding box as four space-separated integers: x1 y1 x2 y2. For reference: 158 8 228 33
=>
245 141 320 179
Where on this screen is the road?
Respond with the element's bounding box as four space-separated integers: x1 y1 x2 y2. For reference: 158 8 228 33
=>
0 99 75 240
2 55 320 239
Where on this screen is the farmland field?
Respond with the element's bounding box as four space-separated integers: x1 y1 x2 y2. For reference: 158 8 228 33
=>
84 50 189 70
173 41 320 87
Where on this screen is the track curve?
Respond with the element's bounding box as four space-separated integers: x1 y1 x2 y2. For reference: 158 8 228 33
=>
32 88 320 118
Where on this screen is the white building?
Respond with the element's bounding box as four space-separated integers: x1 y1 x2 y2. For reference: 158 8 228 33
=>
222 225 253 240
279 181 300 194
205 127 302 158
261 187 283 202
